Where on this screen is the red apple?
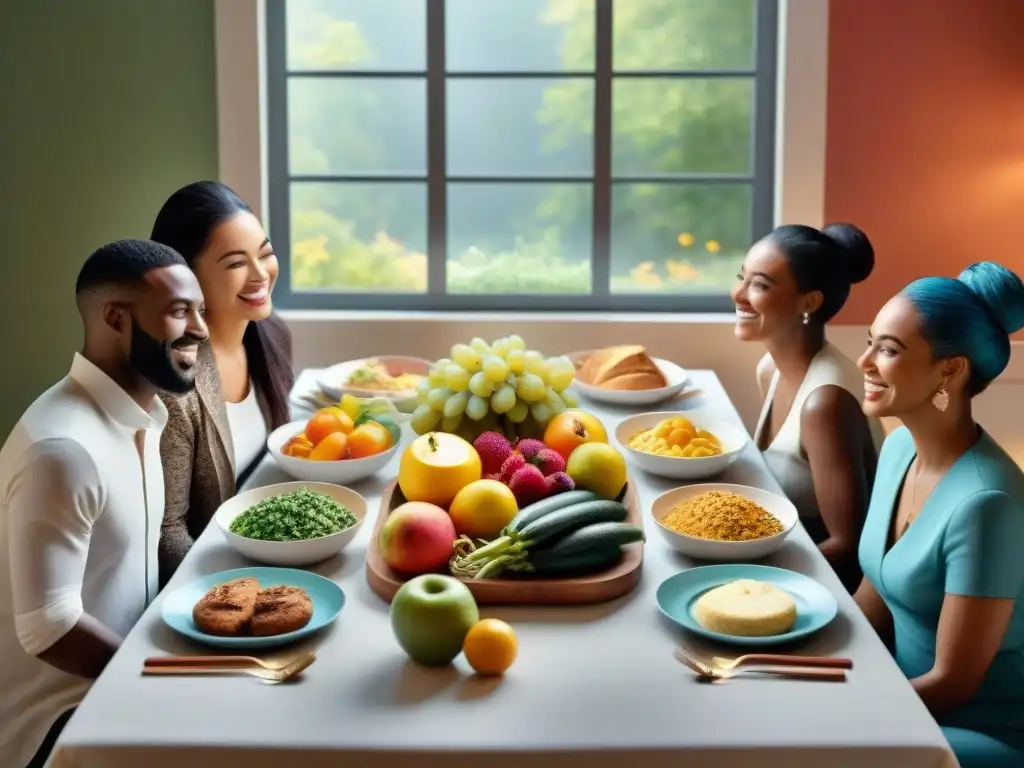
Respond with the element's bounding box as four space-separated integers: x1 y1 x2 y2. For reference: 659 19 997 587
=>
379 501 458 576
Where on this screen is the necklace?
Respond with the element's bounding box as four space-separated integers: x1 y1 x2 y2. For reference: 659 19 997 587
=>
900 461 920 536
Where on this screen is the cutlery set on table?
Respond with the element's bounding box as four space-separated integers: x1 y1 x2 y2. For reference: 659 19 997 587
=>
142 653 316 683
674 646 852 682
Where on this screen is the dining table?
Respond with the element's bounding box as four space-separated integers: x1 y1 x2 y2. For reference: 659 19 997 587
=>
51 367 958 768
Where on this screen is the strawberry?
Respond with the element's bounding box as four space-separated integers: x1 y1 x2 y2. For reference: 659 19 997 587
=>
508 465 550 507
514 438 547 462
546 472 575 495
530 447 566 476
473 431 513 475
499 452 526 483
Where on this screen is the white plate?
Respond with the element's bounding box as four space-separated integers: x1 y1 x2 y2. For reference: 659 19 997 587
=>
316 355 431 410
267 419 400 484
615 410 749 480
215 481 368 566
565 349 690 406
649 482 798 561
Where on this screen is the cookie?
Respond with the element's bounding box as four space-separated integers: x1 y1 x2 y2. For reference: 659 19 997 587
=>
250 585 314 637
192 577 259 636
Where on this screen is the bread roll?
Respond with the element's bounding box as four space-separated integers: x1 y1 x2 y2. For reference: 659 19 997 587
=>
577 345 668 391
693 579 797 637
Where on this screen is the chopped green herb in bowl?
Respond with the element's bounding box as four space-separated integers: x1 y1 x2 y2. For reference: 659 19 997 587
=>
229 488 358 542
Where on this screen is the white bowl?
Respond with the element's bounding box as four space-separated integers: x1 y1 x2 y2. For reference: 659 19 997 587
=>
615 410 749 480
215 481 368 566
316 355 431 411
267 420 400 484
650 483 798 561
564 349 690 406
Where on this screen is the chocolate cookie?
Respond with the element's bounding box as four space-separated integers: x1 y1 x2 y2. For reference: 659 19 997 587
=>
192 577 259 636
250 585 314 637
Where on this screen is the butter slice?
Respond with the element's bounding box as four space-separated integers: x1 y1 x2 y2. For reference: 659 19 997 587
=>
693 579 797 637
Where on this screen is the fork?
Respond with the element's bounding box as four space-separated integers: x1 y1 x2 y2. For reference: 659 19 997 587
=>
677 644 853 671
142 652 316 683
673 649 847 682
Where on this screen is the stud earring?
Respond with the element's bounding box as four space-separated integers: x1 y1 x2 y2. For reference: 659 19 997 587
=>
801 312 810 325
932 387 949 413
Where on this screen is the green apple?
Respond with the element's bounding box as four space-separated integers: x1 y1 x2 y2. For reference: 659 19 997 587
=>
390 574 480 666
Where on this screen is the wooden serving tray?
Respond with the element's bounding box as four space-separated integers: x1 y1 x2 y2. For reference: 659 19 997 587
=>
366 478 644 606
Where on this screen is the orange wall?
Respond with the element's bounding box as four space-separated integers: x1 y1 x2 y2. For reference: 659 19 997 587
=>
825 0 1024 327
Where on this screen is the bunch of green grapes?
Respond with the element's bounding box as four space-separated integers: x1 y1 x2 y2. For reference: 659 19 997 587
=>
410 335 579 438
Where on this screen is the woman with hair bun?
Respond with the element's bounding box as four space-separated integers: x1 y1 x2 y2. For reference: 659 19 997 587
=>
731 223 885 592
856 262 1024 766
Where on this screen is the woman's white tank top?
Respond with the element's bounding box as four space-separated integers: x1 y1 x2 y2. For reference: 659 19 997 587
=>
753 343 885 519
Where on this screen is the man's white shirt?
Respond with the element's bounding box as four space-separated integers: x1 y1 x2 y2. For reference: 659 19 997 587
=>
0 353 166 767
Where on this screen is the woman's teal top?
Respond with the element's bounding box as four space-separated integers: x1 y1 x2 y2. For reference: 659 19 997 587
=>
859 426 1024 758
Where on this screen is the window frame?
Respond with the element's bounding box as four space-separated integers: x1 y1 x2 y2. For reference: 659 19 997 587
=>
265 0 778 312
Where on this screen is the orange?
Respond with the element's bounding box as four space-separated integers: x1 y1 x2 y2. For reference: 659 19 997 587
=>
308 431 349 461
347 422 392 459
462 619 518 676
305 407 354 446
448 479 518 539
282 433 313 459
542 410 609 461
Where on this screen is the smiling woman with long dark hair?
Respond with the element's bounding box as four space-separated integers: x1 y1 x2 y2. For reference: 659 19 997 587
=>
151 181 294 586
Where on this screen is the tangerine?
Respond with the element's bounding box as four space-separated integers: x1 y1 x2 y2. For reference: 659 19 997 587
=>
282 433 314 459
308 431 349 461
305 407 354 446
462 619 518 676
542 410 608 461
347 421 391 459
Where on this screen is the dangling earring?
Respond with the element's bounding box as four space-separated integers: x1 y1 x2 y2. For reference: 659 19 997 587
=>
932 387 949 413
801 312 810 325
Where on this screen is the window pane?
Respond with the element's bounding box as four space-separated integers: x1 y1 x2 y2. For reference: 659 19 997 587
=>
290 182 427 293
612 78 753 175
610 183 751 294
447 183 592 294
286 0 426 71
447 79 594 177
447 0 595 72
288 78 426 176
612 0 757 71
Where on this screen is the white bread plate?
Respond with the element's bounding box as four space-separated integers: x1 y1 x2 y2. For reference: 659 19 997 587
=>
316 355 431 412
565 348 690 406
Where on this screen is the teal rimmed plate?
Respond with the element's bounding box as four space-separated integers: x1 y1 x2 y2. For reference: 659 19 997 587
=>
161 566 344 649
656 564 838 646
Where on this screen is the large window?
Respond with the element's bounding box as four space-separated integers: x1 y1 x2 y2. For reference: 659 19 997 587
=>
267 0 777 311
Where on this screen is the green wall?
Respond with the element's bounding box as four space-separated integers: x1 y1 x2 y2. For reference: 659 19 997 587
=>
0 0 219 438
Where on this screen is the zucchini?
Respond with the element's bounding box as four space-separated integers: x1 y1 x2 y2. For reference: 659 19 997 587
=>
517 500 628 548
454 498 628 579
526 547 624 577
502 490 601 535
536 522 645 559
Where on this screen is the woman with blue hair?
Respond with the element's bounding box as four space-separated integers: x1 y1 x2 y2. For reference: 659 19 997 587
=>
856 262 1024 766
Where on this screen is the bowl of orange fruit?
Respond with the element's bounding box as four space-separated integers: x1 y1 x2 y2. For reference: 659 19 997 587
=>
614 410 748 480
267 404 402 484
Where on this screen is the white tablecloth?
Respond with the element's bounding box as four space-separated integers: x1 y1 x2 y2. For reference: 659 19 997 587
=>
52 369 956 768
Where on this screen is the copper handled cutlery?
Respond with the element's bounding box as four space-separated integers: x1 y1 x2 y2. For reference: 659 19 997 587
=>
142 652 316 683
